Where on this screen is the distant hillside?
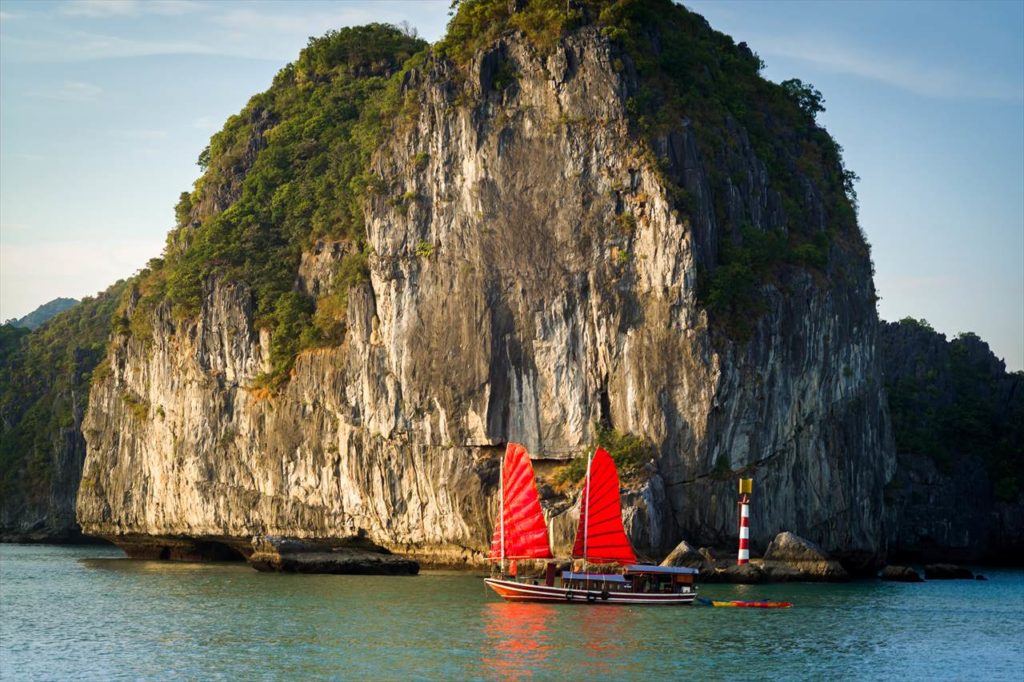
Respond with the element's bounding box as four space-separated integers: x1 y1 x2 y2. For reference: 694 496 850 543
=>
7 298 80 330
881 317 1024 562
0 283 125 541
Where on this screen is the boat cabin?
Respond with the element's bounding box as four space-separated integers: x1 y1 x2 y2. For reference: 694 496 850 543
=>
559 565 698 594
623 565 698 594
560 572 630 592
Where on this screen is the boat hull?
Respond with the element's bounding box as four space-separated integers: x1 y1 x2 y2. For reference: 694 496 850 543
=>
484 578 696 606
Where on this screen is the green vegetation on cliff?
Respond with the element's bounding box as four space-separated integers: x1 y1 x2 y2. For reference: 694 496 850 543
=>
553 423 655 488
0 281 127 504
123 24 426 386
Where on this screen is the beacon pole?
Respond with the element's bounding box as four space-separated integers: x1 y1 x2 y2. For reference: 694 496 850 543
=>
737 478 752 566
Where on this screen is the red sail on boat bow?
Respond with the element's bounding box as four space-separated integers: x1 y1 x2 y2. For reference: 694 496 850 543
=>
572 447 638 565
489 443 553 560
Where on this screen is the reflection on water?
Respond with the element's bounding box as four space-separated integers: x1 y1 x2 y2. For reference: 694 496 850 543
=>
81 558 234 573
574 602 641 677
481 603 557 676
481 599 646 678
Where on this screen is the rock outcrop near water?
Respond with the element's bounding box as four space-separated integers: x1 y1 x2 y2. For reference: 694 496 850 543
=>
761 531 848 581
880 565 923 582
73 1 894 569
664 531 849 583
880 319 1024 563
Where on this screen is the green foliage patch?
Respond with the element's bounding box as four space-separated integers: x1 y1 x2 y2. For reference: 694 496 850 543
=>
554 422 655 488
126 24 426 386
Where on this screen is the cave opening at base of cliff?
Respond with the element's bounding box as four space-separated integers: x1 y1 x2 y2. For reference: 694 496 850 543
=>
192 541 247 562
152 540 247 562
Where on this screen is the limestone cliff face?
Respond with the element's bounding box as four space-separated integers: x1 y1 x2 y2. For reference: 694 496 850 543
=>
78 27 894 567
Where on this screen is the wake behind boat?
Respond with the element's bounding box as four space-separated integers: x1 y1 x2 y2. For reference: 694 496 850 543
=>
484 443 698 605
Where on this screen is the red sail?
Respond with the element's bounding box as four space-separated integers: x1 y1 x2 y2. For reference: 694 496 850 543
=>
489 443 553 560
571 447 638 565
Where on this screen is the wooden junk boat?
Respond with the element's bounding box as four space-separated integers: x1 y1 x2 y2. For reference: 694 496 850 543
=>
484 443 698 605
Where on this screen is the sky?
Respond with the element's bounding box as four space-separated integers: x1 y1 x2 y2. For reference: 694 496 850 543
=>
1 0 1021 370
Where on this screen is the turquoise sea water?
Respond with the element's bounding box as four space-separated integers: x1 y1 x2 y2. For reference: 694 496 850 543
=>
1 544 1022 680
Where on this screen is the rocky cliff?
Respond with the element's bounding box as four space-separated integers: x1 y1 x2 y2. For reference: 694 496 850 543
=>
881 319 1023 563
75 1 894 569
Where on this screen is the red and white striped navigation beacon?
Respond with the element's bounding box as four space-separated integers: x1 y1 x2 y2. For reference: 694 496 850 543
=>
737 478 753 565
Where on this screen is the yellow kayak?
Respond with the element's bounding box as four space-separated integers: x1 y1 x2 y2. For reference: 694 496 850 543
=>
710 600 792 608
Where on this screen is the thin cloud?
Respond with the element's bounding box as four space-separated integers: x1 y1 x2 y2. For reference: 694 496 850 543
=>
214 7 368 33
191 116 218 131
61 0 204 18
758 35 1024 102
0 222 35 234
61 0 140 17
110 129 169 140
3 153 46 162
28 80 103 102
3 28 279 63
141 0 206 15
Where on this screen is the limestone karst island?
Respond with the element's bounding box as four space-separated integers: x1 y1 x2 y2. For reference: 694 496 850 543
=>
1 0 1021 678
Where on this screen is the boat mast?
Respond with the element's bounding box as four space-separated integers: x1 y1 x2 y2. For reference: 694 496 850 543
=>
582 449 593 575
499 452 505 577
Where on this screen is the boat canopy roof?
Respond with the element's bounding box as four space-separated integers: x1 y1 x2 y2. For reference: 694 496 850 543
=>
561 572 629 583
624 564 699 575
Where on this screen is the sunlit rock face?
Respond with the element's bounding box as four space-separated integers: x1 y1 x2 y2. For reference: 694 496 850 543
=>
77 26 893 569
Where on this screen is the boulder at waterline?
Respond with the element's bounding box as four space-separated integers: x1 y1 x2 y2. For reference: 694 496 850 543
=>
661 540 712 571
762 531 850 582
924 563 974 580
699 562 766 584
880 565 924 582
